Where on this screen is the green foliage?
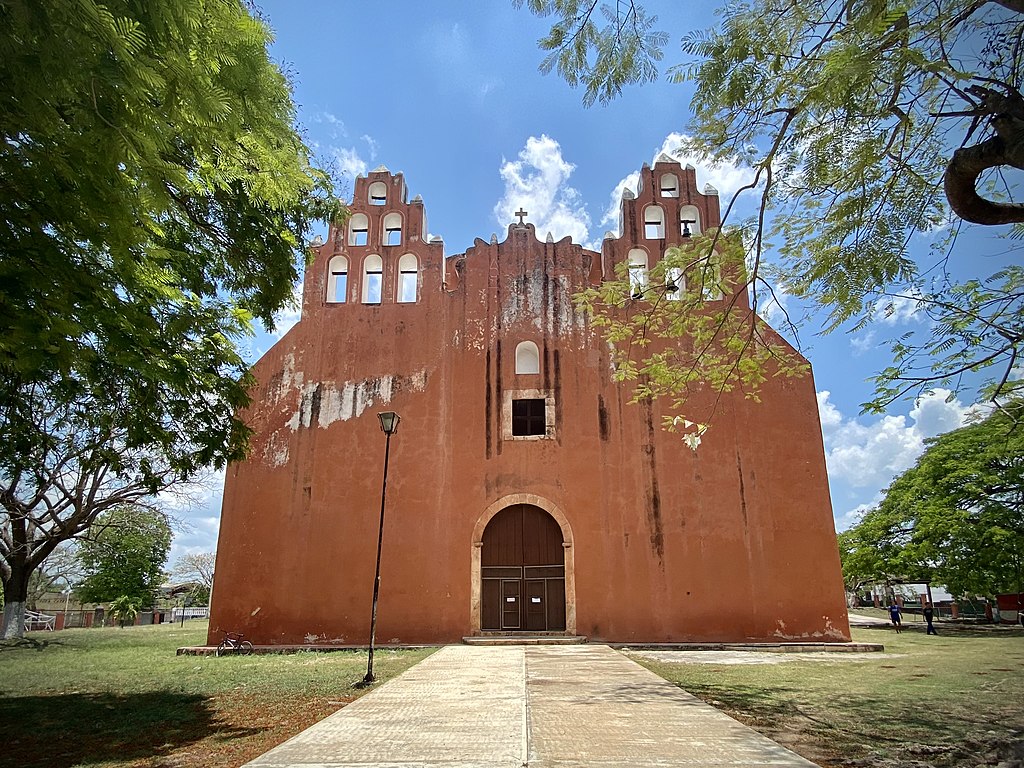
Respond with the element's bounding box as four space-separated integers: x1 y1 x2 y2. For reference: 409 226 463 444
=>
0 0 342 636
574 232 808 443
76 506 172 608
842 401 1024 596
108 596 140 628
513 0 668 106
0 0 340 476
519 0 1024 415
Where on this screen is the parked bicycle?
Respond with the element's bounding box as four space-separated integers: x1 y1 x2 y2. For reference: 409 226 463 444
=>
215 631 254 657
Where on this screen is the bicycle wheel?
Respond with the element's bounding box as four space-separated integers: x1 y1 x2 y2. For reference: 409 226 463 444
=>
239 640 254 656
215 640 230 657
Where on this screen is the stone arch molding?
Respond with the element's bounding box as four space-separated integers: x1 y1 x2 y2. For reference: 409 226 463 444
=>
469 493 576 635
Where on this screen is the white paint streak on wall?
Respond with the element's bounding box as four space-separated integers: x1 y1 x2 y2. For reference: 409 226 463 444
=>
261 431 291 468
316 386 343 429
284 372 429 434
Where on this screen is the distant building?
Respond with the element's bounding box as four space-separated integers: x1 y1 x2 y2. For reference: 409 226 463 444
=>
208 156 850 646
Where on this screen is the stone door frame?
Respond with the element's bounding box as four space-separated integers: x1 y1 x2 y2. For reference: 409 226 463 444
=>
470 493 576 635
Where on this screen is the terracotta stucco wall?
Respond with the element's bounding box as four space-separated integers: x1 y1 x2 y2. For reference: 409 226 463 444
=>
208 159 850 646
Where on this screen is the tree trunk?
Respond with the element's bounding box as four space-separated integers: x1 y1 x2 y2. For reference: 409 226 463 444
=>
2 560 31 639
1 601 26 639
944 92 1024 225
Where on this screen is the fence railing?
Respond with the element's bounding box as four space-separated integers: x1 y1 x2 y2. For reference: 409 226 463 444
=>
171 606 210 620
25 607 211 630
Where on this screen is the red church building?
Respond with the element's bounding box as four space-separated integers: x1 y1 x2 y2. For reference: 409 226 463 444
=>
208 156 851 646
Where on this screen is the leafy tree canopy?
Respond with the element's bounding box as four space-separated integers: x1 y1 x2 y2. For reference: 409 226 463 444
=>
519 0 1023 418
0 0 341 637
76 506 172 607
841 402 1024 596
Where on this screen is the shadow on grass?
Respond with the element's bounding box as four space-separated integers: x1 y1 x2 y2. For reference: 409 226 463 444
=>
676 681 1021 767
0 691 261 768
0 637 65 652
860 624 1024 639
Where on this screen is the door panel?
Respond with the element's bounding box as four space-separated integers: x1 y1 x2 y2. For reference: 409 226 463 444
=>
525 580 546 631
501 579 521 630
481 505 566 632
547 578 566 631
482 578 501 630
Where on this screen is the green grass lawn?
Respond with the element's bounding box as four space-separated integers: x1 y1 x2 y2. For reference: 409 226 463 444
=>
633 624 1024 768
0 621 434 768
4 620 1022 768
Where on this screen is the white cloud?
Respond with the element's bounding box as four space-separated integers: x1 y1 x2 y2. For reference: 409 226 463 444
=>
874 290 924 325
332 146 368 180
835 499 881 533
272 281 304 339
816 390 845 435
759 283 792 326
598 171 641 236
816 389 970 490
493 135 592 245
315 112 349 137
848 330 877 356
361 134 379 161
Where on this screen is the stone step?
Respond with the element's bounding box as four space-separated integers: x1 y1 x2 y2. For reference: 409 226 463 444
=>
462 635 588 645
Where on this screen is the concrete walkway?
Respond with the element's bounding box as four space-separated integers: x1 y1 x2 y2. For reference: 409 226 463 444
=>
245 644 818 768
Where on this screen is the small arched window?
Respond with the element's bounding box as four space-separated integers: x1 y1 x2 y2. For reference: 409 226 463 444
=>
515 341 540 374
679 205 701 238
368 181 387 206
349 213 369 246
644 206 665 239
327 255 349 303
627 249 648 298
660 173 679 198
363 254 383 304
383 212 402 246
702 258 724 302
397 253 418 303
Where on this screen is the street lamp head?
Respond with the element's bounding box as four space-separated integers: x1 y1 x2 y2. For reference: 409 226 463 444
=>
378 411 401 435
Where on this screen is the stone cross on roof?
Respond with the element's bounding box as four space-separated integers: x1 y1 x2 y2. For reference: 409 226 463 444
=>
515 208 528 225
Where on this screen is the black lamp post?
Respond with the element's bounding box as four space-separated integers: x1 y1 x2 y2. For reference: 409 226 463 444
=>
362 410 400 685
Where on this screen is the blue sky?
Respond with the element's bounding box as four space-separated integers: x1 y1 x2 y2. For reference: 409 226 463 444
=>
169 2 1004 562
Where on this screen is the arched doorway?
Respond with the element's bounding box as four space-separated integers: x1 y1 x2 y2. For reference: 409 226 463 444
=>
480 504 566 632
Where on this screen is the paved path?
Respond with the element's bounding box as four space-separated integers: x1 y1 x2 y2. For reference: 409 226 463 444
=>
245 644 818 768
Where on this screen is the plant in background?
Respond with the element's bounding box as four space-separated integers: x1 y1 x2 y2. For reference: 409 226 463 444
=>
76 506 172 609
108 596 140 629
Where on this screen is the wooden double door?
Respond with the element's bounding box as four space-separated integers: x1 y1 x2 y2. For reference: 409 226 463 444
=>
481 504 566 632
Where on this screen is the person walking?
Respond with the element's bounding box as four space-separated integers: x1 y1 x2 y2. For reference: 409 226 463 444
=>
889 602 903 633
923 602 938 635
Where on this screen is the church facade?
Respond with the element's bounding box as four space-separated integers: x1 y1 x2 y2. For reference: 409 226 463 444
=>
208 156 851 646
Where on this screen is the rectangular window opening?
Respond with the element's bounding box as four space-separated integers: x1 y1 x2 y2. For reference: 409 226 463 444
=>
365 273 382 304
512 398 546 436
332 273 348 303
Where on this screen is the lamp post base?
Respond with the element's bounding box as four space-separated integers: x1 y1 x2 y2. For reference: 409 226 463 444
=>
354 673 375 689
